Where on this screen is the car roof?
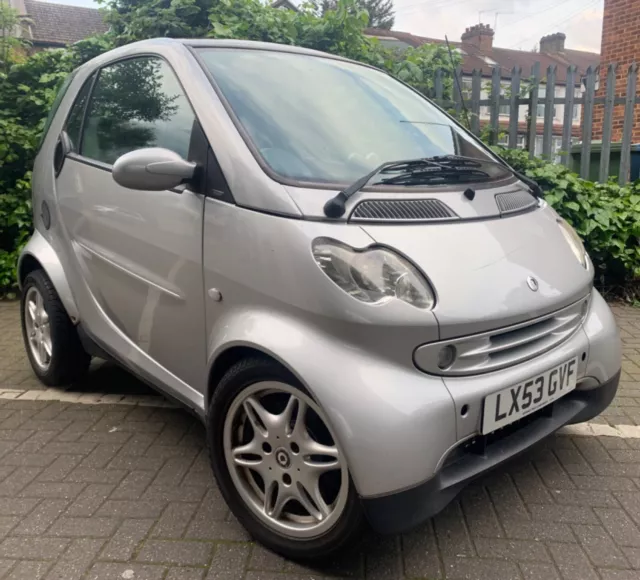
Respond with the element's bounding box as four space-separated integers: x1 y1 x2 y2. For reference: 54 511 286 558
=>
77 37 353 72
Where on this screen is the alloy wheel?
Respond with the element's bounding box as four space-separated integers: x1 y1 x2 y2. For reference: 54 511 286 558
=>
24 286 52 371
223 382 349 539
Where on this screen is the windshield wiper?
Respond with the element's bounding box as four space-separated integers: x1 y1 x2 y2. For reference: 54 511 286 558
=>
323 154 543 219
377 168 490 186
431 155 544 199
324 157 489 218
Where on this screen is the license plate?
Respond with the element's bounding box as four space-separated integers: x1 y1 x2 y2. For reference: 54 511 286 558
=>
482 357 578 435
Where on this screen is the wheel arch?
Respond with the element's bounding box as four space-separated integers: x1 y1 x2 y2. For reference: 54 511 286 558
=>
206 344 303 411
18 230 80 323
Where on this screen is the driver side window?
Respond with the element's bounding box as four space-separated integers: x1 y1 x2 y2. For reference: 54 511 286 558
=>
80 56 195 165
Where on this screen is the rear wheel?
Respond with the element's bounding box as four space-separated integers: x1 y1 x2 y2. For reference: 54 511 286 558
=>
21 269 90 386
208 357 366 560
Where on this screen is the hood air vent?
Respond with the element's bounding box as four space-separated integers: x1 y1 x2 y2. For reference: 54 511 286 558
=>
350 199 458 222
495 190 537 215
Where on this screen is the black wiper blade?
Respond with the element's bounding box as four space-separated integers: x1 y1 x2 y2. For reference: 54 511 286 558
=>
378 168 490 186
323 158 446 218
430 154 544 198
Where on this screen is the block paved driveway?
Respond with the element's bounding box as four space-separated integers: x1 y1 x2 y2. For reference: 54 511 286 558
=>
0 302 640 580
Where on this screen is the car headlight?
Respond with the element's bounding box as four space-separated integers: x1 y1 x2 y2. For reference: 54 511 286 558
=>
557 219 588 269
312 238 435 309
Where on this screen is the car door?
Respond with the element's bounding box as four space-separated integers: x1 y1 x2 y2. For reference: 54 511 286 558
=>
55 55 206 392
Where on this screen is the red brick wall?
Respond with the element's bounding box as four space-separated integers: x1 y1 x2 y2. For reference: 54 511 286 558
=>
592 0 640 142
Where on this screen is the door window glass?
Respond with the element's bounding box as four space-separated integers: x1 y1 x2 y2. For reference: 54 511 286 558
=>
65 74 94 152
37 70 77 153
81 57 195 165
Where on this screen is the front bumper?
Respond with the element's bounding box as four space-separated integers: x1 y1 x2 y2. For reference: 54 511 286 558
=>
362 370 620 534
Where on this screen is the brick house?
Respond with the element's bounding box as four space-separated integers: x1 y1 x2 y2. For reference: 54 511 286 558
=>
8 0 108 51
592 0 640 142
366 24 599 156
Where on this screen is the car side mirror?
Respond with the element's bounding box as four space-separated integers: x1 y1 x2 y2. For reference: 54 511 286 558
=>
112 147 196 191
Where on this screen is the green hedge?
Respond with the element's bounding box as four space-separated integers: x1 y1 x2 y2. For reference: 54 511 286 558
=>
497 147 640 300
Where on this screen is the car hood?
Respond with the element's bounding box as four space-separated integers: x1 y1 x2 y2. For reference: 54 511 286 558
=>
360 204 593 340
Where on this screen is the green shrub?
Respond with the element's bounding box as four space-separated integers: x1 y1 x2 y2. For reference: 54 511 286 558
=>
497 147 640 300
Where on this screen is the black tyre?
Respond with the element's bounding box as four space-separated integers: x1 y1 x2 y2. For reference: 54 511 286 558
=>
20 269 90 386
208 357 366 560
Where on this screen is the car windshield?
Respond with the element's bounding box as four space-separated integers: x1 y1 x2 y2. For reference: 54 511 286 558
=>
196 48 504 186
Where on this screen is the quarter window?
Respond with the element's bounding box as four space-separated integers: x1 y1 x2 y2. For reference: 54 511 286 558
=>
65 74 95 152
81 57 195 165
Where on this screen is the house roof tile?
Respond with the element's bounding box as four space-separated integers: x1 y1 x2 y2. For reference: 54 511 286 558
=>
23 0 108 46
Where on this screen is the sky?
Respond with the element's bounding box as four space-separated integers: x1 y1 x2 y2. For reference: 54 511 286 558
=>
44 0 605 53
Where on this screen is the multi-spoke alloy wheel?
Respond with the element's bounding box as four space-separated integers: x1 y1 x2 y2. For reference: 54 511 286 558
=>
209 358 365 559
223 382 349 538
24 286 52 371
20 269 90 386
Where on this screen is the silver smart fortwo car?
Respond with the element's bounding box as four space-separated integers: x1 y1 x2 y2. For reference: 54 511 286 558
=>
19 38 621 559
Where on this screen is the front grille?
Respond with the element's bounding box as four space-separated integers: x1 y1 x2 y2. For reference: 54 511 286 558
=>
350 199 458 222
414 295 591 376
495 190 538 215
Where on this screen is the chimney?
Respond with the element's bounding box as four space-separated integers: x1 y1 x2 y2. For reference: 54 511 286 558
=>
539 32 566 54
461 23 495 50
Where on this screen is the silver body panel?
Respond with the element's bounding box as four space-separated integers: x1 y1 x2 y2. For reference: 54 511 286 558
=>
23 38 621 500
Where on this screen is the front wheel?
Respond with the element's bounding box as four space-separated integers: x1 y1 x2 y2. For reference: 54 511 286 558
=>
208 357 366 560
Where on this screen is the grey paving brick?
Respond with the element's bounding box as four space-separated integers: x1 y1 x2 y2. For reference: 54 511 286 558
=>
552 489 619 508
572 437 616 464
571 475 636 491
13 430 58 453
528 504 599 525
41 441 97 456
166 568 206 580
64 483 115 517
79 443 123 470
19 482 86 500
65 467 127 484
614 492 640 526
87 563 167 580
459 485 504 538
502 520 576 543
248 545 288 573
433 502 474 559
548 544 599 580
510 463 554 504
365 535 401 580
60 537 106 563
37 455 84 482
110 471 155 500
0 560 15 578
534 451 576 490
137 539 212 566
187 515 250 542
473 538 550 563
142 484 207 503
0 516 19 540
1 452 53 467
519 563 560 580
111 433 156 457
0 537 69 559
100 518 155 561
0 497 39 516
485 472 529 522
96 500 167 519
205 543 251 580
402 521 442 579
572 524 630 568
13 499 69 535
108 455 166 471
151 456 194 488
442 557 521 580
599 571 640 580
46 516 119 538
151 502 198 539
5 560 51 580
595 508 640 548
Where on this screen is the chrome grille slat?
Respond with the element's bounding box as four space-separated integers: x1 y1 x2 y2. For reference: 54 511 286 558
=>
495 190 538 215
350 199 458 222
414 296 591 376
460 311 581 358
